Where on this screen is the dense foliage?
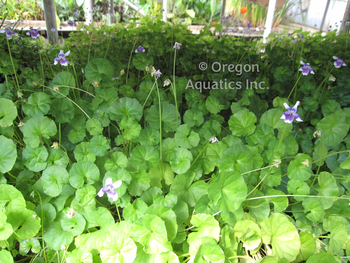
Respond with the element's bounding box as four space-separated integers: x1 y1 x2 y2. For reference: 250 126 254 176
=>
0 17 350 263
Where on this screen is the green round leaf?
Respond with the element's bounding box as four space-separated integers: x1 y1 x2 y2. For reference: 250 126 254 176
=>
260 213 301 261
188 213 220 244
86 118 103 136
105 152 128 171
287 153 312 181
146 101 180 132
109 97 143 122
47 149 69 168
0 211 13 241
85 58 114 82
205 96 224 114
305 253 338 263
23 145 48 172
50 98 75 123
234 220 261 250
41 165 69 197
50 71 75 98
74 142 96 163
138 126 160 146
174 124 200 149
100 234 137 263
44 221 74 251
0 250 13 263
0 98 17 127
228 109 257 136
22 92 51 117
183 108 204 128
170 148 193 174
130 145 160 170
59 207 86 236
132 52 154 71
0 135 17 173
68 126 86 144
21 116 57 148
316 111 350 146
69 161 100 189
89 135 110 157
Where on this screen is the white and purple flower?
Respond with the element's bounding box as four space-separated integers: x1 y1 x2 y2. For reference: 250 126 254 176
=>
54 50 70 66
3 28 17 39
26 28 40 39
68 20 74 27
135 45 145 53
281 101 303 123
333 56 346 68
299 61 315 75
173 42 182 49
154 69 162 78
98 178 122 201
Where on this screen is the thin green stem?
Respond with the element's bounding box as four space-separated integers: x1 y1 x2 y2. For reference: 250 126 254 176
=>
155 77 162 162
142 81 156 110
173 49 178 128
6 37 20 90
32 190 47 262
314 67 334 98
287 74 302 101
126 41 137 85
115 201 122 222
189 143 209 170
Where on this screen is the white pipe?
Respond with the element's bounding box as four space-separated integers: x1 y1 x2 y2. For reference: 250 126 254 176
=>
85 0 93 25
122 0 145 16
263 0 277 43
163 0 167 22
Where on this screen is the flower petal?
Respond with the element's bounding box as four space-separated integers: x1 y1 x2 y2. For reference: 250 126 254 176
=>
59 50 64 55
65 50 70 57
60 58 68 66
283 102 290 110
292 101 300 110
333 56 338 60
107 191 119 201
54 58 59 65
105 177 113 186
300 60 305 65
112 180 122 189
97 188 105 197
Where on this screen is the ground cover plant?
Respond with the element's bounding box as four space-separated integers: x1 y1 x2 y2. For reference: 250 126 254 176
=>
1 16 350 263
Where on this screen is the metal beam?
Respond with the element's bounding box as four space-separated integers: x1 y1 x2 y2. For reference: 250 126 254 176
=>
163 0 167 22
85 0 93 25
43 0 58 45
122 0 145 16
263 0 277 43
320 0 331 31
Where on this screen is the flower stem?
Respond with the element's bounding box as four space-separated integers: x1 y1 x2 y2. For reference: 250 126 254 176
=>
173 49 179 128
115 201 122 222
126 40 137 85
287 74 302 101
6 37 20 90
155 77 162 162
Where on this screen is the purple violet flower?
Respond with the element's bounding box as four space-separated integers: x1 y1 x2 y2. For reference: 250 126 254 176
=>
135 45 145 53
76 10 80 15
26 29 40 39
278 37 282 42
299 33 304 39
173 42 181 49
54 50 70 66
281 101 303 123
111 34 115 38
68 20 74 27
59 26 62 30
155 69 162 77
92 6 98 12
20 19 24 22
51 28 55 32
333 56 346 68
247 22 253 29
299 61 315 75
4 28 17 39
292 39 297 44
98 178 122 201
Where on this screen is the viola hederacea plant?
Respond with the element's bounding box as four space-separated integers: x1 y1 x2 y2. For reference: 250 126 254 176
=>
281 101 303 123
135 45 145 53
3 28 17 39
98 178 122 201
26 28 40 39
154 69 162 77
299 61 315 75
54 50 70 66
333 56 347 68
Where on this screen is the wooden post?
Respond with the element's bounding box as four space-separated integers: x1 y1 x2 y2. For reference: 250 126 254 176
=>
340 0 350 33
43 0 58 45
263 0 277 43
110 0 114 24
